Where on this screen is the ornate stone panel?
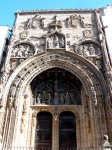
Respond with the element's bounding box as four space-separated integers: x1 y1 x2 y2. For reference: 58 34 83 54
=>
0 9 111 149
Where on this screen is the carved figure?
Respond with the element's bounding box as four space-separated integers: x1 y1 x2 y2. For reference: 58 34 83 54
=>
36 93 42 104
83 45 89 56
97 47 102 55
45 93 52 104
59 37 65 48
17 45 25 57
64 91 71 104
78 45 83 56
54 35 59 48
70 92 77 104
47 38 53 48
89 44 96 55
59 93 64 104
11 49 16 57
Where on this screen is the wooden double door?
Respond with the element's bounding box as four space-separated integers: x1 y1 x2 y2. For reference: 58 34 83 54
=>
35 111 76 150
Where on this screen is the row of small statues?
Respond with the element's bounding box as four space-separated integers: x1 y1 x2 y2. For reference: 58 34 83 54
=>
35 91 80 105
75 44 101 57
11 45 34 57
47 35 65 49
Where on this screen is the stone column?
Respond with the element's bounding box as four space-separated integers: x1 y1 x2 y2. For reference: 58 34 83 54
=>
52 111 59 150
30 110 38 147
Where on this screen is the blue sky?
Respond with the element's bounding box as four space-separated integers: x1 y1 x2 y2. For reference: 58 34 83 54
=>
0 0 112 28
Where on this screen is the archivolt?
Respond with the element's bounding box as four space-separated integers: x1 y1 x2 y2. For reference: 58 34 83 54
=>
3 51 107 107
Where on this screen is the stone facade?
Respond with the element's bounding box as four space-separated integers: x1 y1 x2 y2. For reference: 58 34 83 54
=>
0 8 112 149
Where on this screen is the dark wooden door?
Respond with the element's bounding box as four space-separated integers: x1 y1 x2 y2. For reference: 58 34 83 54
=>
35 112 52 150
59 111 77 150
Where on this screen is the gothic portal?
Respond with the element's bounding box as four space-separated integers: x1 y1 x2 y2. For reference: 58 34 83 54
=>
0 8 112 150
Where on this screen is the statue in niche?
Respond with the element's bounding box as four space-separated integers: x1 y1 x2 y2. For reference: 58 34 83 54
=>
36 93 42 104
70 92 77 104
64 91 71 105
83 45 89 57
89 44 96 55
54 35 59 48
47 37 53 48
45 93 52 104
59 92 64 104
59 37 65 48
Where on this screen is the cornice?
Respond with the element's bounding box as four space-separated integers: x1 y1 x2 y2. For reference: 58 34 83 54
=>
14 8 96 15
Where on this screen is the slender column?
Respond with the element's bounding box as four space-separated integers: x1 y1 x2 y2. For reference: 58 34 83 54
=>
52 111 59 150
30 110 39 147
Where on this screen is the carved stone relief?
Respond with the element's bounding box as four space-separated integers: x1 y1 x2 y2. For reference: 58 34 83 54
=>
20 31 29 40
73 43 102 70
66 13 92 28
11 44 34 58
83 30 93 38
26 14 45 29
46 33 65 49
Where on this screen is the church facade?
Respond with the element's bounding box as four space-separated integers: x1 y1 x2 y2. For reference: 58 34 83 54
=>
0 8 112 149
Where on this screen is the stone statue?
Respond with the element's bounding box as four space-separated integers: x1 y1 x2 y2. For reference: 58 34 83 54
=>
97 47 102 55
89 44 96 55
17 45 24 57
59 37 65 48
64 91 71 104
59 93 64 104
36 93 42 104
83 45 89 57
78 45 83 56
54 35 59 48
47 38 53 48
45 93 51 104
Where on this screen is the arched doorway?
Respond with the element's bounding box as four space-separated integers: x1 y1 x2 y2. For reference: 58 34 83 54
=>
35 112 52 149
59 111 77 149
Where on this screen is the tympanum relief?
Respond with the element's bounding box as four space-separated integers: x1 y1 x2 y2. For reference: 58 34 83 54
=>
31 68 82 105
11 44 34 58
73 43 102 69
